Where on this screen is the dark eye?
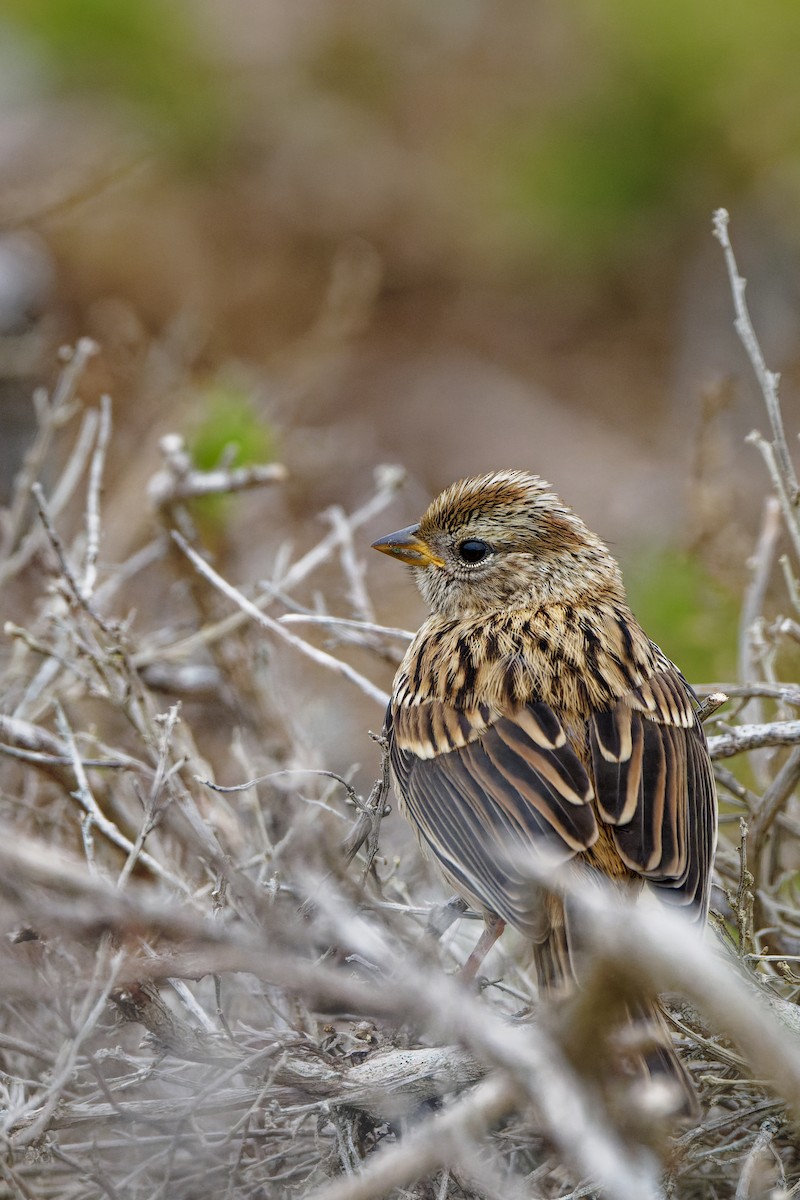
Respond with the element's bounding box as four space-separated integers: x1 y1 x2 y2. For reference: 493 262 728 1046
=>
457 539 491 564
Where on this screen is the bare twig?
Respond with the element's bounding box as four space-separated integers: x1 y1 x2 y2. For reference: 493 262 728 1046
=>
132 466 406 670
697 682 800 707
171 530 389 708
0 406 100 586
306 1074 521 1200
278 613 413 641
147 433 287 509
52 704 191 893
81 393 113 600
712 208 799 504
0 338 98 565
116 704 182 888
276 464 406 595
696 691 728 722
749 745 800 859
708 720 800 759
738 497 781 735
325 504 375 622
734 1117 781 1200
341 732 392 870
31 481 88 611
746 431 800 563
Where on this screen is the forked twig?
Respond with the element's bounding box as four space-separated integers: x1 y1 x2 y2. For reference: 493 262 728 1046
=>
713 208 799 504
171 530 389 707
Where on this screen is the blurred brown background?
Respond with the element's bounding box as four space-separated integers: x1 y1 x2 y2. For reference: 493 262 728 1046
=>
3 0 800 685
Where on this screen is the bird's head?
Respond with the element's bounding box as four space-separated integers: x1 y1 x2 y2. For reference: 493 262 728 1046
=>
372 470 624 618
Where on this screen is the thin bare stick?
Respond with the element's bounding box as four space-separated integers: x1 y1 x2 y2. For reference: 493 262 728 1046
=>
47 409 102 521
170 531 389 708
279 613 413 640
81 394 113 600
0 407 99 585
306 1074 521 1200
200 766 359 807
133 467 406 669
147 433 287 509
0 337 98 562
696 692 728 722
6 941 126 1145
31 482 84 604
278 465 405 595
341 731 391 869
747 431 800 563
53 704 191 893
54 703 104 876
697 682 800 707
712 208 799 502
738 497 781 731
325 504 375 622
734 1117 781 1200
749 745 800 858
708 720 800 759
116 705 182 889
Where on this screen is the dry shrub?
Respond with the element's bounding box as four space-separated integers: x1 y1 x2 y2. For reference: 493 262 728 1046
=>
1 213 800 1199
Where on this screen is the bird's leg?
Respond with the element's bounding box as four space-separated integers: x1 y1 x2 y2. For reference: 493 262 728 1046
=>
461 913 505 982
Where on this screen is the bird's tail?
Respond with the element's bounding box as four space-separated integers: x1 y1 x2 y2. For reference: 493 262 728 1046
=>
614 1000 700 1123
532 902 698 1123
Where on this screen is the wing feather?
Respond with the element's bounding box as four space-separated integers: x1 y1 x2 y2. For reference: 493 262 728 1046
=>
390 655 715 932
390 698 598 934
589 668 716 922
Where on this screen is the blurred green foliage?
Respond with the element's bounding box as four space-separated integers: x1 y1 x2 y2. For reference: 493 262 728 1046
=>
187 383 276 537
625 549 739 685
6 0 800 267
449 0 800 271
0 0 228 163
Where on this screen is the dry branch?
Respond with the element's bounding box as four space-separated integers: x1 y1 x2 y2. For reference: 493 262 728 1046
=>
306 1075 521 1200
708 720 800 758
5 257 800 1200
171 529 390 707
712 208 799 505
147 432 288 509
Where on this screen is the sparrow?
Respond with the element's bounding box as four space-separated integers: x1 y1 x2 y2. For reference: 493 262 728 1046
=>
372 470 717 1115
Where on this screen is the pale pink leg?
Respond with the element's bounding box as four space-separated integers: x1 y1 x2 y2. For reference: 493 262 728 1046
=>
461 914 505 982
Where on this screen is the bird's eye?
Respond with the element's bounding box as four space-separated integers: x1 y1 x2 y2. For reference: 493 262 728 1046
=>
457 539 491 564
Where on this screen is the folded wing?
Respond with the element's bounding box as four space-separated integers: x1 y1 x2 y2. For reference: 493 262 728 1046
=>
589 668 717 922
390 699 598 939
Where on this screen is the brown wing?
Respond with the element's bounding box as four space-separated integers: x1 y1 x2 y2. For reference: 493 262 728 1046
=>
588 667 717 923
389 698 598 940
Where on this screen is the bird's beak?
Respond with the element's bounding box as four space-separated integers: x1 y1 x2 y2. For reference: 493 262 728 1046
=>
371 523 445 568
